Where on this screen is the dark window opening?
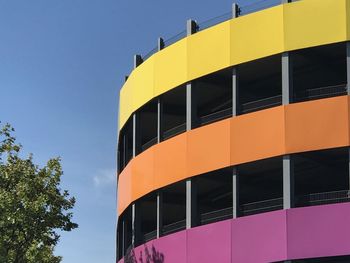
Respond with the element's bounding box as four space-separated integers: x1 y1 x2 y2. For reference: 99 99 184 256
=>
136 193 157 245
118 118 133 174
117 219 123 261
136 99 158 154
194 68 232 127
119 208 132 256
284 255 350 262
238 157 283 216
161 86 186 140
196 168 233 226
292 42 347 102
238 55 282 114
161 181 186 236
294 147 349 207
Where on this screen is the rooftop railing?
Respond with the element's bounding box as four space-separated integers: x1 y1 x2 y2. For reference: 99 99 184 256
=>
140 0 287 63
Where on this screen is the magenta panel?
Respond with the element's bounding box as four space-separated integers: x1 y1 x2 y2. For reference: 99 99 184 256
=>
187 220 232 263
231 210 287 263
153 231 187 263
287 203 350 260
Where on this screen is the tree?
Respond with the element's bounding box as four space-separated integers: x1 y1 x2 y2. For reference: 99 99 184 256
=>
0 123 78 263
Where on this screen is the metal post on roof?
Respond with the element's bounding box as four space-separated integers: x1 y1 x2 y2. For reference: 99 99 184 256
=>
232 3 240 18
158 37 165 51
187 19 198 36
133 54 143 68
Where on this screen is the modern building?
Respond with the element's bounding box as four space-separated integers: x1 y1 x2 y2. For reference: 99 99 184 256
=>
116 0 350 262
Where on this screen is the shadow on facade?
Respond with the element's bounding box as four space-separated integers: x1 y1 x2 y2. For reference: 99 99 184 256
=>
125 244 165 263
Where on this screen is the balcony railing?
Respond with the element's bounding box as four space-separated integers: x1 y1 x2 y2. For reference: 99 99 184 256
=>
199 107 232 126
141 137 158 152
162 123 186 140
296 190 350 207
240 95 282 114
240 197 283 216
200 207 233 225
142 230 157 243
294 84 347 102
161 219 186 236
140 0 284 62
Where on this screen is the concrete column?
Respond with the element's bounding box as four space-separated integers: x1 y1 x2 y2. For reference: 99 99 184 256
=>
232 3 239 18
131 204 136 246
232 167 239 218
157 98 162 143
156 192 163 238
133 54 143 68
187 19 197 36
283 155 295 209
232 67 238 116
158 37 165 51
282 52 293 104
347 42 350 95
186 179 197 229
132 114 136 157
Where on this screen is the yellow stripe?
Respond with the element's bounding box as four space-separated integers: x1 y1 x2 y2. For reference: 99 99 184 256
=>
119 0 349 130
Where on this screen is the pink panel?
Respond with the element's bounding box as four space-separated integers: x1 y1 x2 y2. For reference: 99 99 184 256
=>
153 231 187 263
231 210 287 263
118 259 124 263
287 203 350 260
187 220 232 263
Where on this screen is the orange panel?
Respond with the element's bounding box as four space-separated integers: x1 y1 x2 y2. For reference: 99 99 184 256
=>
131 148 155 202
230 106 286 165
117 164 133 215
285 96 350 153
187 119 231 176
154 133 187 190
117 97 350 215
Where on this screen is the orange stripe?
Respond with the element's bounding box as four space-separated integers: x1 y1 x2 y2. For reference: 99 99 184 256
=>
117 96 350 215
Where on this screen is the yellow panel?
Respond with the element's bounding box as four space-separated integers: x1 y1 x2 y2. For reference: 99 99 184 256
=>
154 39 187 97
187 21 231 80
119 0 350 130
132 56 155 112
230 5 284 65
347 0 350 39
119 75 134 128
284 0 347 51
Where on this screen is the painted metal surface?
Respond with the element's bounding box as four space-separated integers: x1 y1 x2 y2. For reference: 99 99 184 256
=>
118 96 350 214
118 203 350 263
118 0 350 130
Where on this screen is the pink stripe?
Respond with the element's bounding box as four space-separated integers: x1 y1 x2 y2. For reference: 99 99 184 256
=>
118 203 350 263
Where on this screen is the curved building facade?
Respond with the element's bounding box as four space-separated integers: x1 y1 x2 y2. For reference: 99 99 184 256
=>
117 0 350 262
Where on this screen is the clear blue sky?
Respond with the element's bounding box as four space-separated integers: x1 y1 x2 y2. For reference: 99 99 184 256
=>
0 0 258 262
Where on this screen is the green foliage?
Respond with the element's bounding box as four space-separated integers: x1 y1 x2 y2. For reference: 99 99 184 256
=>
0 123 78 263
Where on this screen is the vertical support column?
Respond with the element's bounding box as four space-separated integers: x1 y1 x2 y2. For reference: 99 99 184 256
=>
186 179 197 229
347 42 350 95
282 50 295 210
282 52 293 105
158 37 165 51
232 67 238 117
156 192 163 238
133 54 143 68
281 0 292 3
131 204 136 246
186 19 198 131
283 155 295 209
232 167 239 218
132 114 137 158
157 98 162 143
131 203 141 247
232 4 239 116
